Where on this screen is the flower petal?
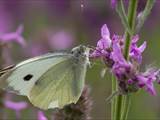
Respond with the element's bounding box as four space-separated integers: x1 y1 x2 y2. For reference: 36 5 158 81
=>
101 24 110 39
112 42 125 63
16 24 24 34
37 111 48 120
97 38 108 49
132 35 139 44
145 82 156 96
0 25 26 46
138 41 147 53
4 100 27 111
111 0 117 8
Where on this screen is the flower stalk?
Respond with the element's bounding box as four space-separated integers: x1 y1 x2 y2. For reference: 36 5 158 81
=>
120 1 138 120
114 0 138 119
124 0 138 60
111 74 116 120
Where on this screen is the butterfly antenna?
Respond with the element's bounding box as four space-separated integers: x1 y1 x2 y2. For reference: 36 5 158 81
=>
106 91 119 104
0 65 14 75
86 45 96 51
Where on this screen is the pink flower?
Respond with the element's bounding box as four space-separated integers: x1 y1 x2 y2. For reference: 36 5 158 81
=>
0 24 26 47
136 68 160 95
4 100 28 119
91 23 160 95
49 31 74 50
90 24 111 57
111 0 117 8
130 35 147 63
0 6 12 34
37 111 48 120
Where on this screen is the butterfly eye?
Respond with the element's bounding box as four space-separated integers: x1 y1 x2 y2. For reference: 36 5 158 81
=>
23 74 33 81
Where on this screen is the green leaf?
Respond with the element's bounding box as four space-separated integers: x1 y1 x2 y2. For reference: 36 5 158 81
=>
136 0 156 33
116 0 133 35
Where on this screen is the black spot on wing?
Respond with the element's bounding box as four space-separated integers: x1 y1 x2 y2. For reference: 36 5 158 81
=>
23 74 33 81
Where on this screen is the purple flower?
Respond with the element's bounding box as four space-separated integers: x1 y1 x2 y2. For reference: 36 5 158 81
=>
0 24 26 47
37 111 48 120
130 35 147 63
4 100 28 119
90 24 111 57
4 100 28 111
111 46 132 81
112 35 124 45
0 5 12 34
111 0 117 8
97 24 111 50
48 30 74 50
136 68 160 95
92 23 160 96
111 42 125 64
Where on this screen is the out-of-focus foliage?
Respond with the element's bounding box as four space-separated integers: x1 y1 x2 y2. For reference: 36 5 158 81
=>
0 0 160 119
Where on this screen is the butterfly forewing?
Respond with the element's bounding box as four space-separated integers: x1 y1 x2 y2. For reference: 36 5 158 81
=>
0 53 71 95
29 56 87 110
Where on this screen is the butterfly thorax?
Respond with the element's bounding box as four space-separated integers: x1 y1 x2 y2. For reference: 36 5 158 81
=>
71 45 90 65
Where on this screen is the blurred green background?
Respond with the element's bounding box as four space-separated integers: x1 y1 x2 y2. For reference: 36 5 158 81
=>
1 0 160 119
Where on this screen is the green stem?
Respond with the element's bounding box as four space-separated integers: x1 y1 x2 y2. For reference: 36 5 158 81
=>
115 1 138 120
124 0 138 60
116 0 132 35
121 95 131 120
115 95 123 120
121 1 138 120
111 75 116 120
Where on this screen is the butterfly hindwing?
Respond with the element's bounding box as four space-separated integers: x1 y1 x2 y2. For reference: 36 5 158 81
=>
29 56 87 110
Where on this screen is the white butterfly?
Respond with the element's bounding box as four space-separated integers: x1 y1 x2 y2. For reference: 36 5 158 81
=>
0 45 90 110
